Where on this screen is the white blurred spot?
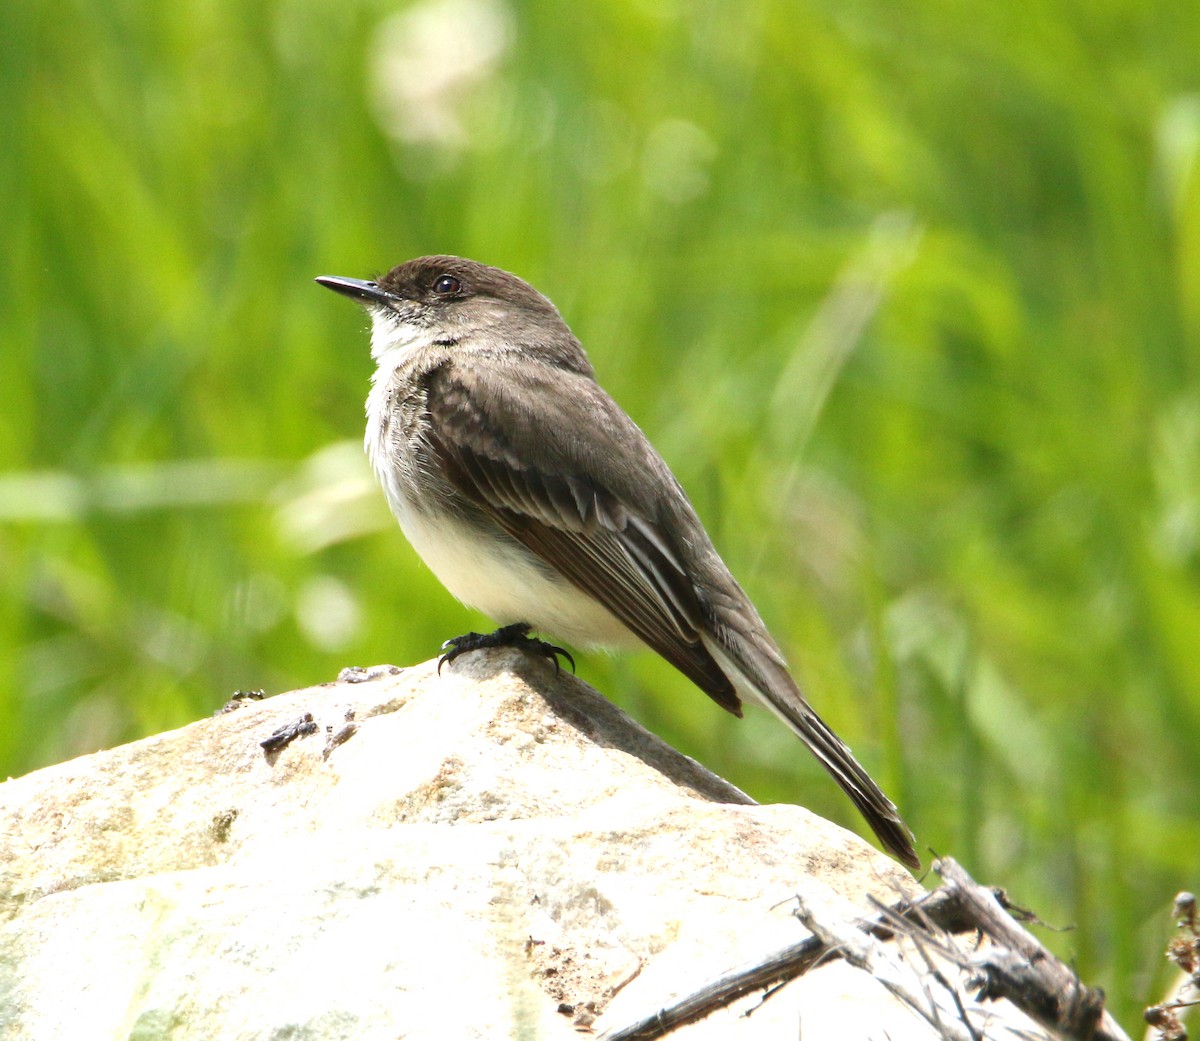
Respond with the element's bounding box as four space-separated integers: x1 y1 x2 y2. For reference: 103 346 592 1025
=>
296 575 363 652
369 0 512 149
1156 94 1200 212
641 119 717 203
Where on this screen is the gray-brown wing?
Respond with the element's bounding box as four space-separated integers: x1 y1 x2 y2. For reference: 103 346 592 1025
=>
423 359 742 715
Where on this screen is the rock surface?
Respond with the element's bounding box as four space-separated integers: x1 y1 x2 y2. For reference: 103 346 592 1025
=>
0 649 1044 1040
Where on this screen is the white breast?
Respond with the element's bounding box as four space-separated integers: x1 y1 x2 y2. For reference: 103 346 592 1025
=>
395 503 637 649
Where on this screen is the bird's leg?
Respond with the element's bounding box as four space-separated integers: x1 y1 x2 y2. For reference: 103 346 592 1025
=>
437 622 576 675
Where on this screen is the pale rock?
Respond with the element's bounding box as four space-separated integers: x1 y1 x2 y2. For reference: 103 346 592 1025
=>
0 649 1042 1039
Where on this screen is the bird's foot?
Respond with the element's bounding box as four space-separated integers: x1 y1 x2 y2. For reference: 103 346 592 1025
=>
437 622 575 675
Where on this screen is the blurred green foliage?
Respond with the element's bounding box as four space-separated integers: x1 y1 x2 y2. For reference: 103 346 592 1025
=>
2 0 1198 1023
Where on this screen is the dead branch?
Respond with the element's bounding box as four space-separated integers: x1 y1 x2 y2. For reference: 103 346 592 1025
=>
597 857 1130 1041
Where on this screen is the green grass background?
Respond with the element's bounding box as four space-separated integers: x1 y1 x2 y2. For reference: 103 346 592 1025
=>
2 0 1198 1025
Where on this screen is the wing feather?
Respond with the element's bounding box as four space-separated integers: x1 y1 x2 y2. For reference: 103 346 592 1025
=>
424 361 741 714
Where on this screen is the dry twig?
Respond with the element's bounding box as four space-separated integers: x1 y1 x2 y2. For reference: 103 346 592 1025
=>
597 857 1130 1041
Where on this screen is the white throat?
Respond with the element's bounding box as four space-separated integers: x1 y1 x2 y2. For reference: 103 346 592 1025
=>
368 310 433 367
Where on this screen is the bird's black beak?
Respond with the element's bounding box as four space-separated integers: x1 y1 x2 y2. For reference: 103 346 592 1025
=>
315 275 395 306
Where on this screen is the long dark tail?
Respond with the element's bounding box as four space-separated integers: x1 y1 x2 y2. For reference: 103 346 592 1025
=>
706 633 919 869
769 690 919 869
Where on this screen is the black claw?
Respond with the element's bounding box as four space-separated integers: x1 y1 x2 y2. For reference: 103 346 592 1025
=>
437 622 575 675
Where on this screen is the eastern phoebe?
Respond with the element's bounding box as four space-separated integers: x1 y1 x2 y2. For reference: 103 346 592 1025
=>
316 256 918 869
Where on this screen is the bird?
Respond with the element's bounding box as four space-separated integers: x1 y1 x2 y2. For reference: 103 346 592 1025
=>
316 256 918 869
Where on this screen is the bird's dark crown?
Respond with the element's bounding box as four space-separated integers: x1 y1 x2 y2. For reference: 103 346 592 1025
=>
377 256 560 318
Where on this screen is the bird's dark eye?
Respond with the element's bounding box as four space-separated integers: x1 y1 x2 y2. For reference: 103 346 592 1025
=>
433 274 461 295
